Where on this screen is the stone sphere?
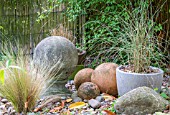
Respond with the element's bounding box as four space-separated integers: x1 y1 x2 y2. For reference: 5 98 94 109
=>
91 63 118 96
77 82 100 100
33 36 78 96
33 36 78 77
74 68 94 90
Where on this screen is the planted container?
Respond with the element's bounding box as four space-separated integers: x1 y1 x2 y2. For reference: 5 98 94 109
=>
116 66 164 96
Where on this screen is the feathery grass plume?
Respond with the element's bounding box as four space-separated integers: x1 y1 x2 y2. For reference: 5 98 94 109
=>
0 41 48 114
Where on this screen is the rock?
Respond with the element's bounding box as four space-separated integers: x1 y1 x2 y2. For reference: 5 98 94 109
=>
74 68 94 90
78 82 100 100
70 80 74 85
91 63 118 96
33 36 78 97
0 105 5 109
73 97 82 102
71 91 78 99
7 107 13 114
114 86 169 115
95 96 104 102
1 99 8 103
88 99 101 109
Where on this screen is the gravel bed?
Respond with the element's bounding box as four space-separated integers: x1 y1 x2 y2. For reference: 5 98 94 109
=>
0 75 169 115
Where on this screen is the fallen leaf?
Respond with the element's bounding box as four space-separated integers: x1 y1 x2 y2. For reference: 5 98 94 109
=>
34 108 41 112
103 110 116 115
61 100 65 108
0 69 5 85
68 102 86 109
33 96 61 112
50 106 62 112
102 93 116 100
66 98 72 103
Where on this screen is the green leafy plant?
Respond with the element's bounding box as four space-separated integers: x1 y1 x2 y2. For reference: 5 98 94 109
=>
160 92 169 99
107 101 116 113
38 0 168 69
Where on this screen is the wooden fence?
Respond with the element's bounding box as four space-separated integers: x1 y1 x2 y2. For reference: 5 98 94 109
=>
0 0 85 56
0 0 169 57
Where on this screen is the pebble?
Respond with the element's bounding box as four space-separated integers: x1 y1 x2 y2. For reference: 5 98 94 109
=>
1 99 8 103
73 97 82 102
88 99 101 109
71 91 78 99
95 96 104 102
61 96 66 100
7 107 13 114
10 110 16 115
0 105 5 109
0 79 169 114
83 99 88 103
70 80 74 85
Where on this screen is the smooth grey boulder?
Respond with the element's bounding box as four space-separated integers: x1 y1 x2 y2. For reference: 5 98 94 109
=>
114 86 169 115
33 36 78 97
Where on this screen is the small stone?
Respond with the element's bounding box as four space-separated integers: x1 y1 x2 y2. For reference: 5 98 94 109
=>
5 103 12 109
71 91 78 99
55 102 61 106
70 80 74 85
7 107 13 114
95 96 104 102
65 84 71 88
61 96 66 100
0 105 5 109
73 97 82 102
83 99 88 103
10 110 16 115
88 99 101 109
81 111 91 115
1 99 8 103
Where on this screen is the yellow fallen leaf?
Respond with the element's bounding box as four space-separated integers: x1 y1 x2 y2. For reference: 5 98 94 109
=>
68 102 86 109
66 98 72 103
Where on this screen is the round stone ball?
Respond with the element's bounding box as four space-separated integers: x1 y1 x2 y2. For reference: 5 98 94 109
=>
77 82 100 100
74 68 94 90
33 36 78 79
91 63 118 96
